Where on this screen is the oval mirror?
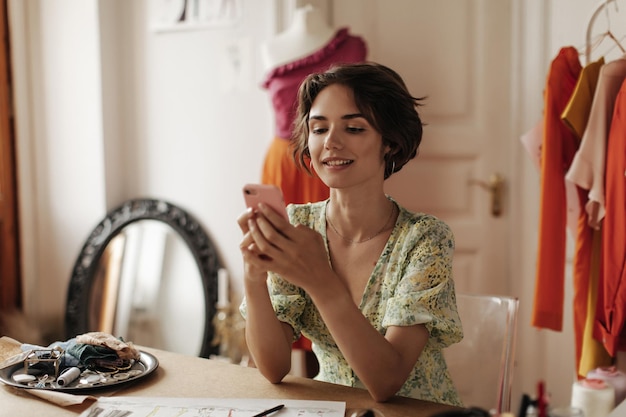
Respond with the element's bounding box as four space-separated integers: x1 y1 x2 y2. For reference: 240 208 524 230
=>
65 198 221 358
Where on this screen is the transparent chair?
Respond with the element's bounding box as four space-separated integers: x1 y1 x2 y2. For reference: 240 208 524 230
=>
444 293 519 414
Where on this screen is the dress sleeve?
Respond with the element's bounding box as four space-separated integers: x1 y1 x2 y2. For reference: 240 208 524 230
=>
238 273 306 343
267 272 307 342
381 216 462 348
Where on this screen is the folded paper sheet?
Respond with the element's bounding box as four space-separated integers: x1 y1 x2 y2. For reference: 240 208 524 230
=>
78 397 346 417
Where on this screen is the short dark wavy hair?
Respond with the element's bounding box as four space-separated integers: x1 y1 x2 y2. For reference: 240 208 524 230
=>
291 62 425 180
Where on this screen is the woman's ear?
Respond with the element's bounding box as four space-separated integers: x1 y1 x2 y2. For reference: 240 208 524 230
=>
382 141 392 158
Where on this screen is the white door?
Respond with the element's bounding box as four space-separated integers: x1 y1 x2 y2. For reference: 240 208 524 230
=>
333 0 514 296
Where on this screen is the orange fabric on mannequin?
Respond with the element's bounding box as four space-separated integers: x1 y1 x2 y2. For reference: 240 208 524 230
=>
261 136 329 206
532 47 582 331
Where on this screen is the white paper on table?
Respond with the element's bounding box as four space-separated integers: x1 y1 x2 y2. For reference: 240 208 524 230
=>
78 397 346 417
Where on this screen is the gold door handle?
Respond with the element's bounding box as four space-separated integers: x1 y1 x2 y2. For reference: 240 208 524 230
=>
469 173 504 217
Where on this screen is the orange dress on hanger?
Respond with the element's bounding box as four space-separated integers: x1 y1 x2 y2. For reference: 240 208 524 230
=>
595 78 626 357
532 46 582 333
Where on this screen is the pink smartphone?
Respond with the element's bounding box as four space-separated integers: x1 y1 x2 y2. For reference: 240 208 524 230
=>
242 184 288 220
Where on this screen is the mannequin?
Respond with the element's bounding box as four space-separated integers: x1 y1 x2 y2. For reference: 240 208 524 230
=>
261 5 336 71
258 5 368 207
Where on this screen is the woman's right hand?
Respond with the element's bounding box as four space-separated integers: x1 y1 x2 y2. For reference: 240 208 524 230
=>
238 208 270 284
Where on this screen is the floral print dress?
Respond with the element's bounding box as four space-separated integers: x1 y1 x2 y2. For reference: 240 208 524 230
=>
240 197 463 406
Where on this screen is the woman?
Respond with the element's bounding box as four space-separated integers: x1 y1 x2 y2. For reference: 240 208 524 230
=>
238 62 463 405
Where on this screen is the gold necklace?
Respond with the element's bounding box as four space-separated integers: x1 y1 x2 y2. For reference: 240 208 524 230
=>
327 202 396 244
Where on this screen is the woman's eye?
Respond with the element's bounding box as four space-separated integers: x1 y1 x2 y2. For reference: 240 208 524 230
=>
311 127 328 134
347 126 365 133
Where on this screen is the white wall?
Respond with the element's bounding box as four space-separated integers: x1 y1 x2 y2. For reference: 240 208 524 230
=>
10 0 109 331
10 0 275 337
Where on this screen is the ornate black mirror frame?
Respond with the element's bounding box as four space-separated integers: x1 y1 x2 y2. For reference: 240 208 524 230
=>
65 198 221 358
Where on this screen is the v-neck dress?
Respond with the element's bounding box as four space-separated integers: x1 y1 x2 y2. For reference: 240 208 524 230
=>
240 198 463 406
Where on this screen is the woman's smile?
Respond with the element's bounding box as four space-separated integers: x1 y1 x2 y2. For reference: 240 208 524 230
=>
323 158 354 167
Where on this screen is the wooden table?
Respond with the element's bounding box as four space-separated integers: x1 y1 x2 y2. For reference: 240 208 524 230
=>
0 343 462 417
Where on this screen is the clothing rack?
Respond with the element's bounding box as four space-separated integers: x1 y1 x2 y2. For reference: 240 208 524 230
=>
586 0 620 64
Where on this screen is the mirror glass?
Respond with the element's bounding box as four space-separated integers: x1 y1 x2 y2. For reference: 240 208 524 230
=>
65 199 221 358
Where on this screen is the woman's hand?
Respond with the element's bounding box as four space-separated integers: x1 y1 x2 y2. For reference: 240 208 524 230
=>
244 203 333 292
238 207 272 283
